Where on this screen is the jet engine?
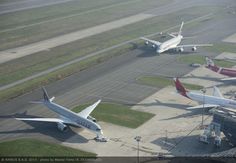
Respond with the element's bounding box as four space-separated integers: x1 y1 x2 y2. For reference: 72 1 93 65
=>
152 44 156 48
145 41 149 45
88 116 97 122
57 122 68 132
178 47 184 52
192 46 197 51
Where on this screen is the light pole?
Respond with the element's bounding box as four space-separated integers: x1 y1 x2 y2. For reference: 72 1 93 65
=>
201 88 206 128
134 136 141 163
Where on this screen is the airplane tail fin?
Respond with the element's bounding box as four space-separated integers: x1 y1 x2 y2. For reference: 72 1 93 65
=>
173 78 189 98
42 87 50 102
178 22 184 36
29 87 54 104
205 57 220 72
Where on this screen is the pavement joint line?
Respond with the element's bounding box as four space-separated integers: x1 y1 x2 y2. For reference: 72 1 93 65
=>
0 13 213 92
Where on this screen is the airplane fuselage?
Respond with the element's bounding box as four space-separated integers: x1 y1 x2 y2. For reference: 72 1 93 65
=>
187 92 236 109
157 35 183 53
206 65 236 77
45 102 102 134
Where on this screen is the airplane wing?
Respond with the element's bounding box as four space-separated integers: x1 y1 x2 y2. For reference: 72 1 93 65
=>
140 37 161 46
187 104 219 110
221 77 236 81
174 44 213 48
77 100 101 118
15 117 77 126
167 33 177 38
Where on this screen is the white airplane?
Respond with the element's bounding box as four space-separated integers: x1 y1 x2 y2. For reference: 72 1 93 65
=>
174 78 236 110
141 22 212 54
16 87 105 140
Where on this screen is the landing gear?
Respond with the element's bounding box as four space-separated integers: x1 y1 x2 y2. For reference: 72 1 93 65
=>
94 134 108 142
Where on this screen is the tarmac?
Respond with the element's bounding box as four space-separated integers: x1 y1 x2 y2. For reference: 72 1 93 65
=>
0 0 236 157
61 65 234 156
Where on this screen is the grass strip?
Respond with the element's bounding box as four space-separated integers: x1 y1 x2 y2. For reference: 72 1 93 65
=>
0 138 96 157
0 44 136 102
73 103 155 128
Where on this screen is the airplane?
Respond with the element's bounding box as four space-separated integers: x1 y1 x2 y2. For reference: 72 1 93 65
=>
173 77 236 110
205 57 236 81
16 87 105 140
140 22 212 54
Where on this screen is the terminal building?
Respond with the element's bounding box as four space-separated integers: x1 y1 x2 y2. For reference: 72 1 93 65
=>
200 108 236 147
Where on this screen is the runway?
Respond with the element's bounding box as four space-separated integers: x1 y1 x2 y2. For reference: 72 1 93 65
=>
0 0 230 64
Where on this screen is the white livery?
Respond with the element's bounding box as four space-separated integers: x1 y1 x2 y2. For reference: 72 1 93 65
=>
174 78 236 110
16 87 105 140
141 22 212 54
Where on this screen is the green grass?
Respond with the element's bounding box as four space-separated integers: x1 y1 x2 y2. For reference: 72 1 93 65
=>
138 76 203 90
204 43 236 54
73 103 155 128
0 138 96 157
178 55 235 67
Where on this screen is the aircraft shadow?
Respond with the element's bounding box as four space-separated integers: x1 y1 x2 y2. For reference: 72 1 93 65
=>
137 46 158 57
0 112 88 143
151 134 232 156
163 109 210 121
130 99 211 120
182 75 236 87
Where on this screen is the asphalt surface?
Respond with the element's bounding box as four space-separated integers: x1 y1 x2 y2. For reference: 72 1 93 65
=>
0 0 75 15
0 0 236 151
0 13 213 91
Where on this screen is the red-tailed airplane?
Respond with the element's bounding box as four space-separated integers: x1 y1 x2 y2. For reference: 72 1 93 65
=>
174 77 236 110
205 57 236 81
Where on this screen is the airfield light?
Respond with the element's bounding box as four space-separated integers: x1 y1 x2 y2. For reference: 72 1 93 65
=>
134 136 141 163
201 88 206 128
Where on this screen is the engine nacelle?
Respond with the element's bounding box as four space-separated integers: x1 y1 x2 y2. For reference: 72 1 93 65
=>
178 47 184 52
87 116 97 122
145 41 149 45
192 46 197 51
152 44 156 48
57 122 68 132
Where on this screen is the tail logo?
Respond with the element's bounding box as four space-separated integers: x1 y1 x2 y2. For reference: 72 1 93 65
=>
174 78 189 98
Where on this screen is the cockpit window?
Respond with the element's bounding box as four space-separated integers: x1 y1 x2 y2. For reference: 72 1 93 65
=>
96 128 101 131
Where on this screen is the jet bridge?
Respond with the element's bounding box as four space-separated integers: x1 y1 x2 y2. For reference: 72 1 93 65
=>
200 108 236 147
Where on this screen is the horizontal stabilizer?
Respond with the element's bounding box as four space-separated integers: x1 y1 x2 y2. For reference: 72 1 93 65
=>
187 104 219 110
167 33 177 38
140 37 161 46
